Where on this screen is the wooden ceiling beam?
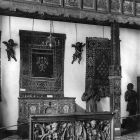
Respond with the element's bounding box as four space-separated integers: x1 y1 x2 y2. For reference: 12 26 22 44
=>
0 0 140 29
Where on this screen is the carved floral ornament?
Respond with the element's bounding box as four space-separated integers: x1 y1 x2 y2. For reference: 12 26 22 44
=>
32 120 111 140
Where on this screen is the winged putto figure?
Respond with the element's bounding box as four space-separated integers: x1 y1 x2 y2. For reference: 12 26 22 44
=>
3 39 17 61
71 42 85 64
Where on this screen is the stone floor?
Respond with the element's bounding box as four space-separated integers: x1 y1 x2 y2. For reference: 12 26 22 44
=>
119 130 140 140
1 131 140 140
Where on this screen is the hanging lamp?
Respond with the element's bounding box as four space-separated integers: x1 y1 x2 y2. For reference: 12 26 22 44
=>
46 20 56 48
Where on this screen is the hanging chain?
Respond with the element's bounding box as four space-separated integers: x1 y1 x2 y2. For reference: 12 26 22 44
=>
75 23 77 43
50 20 52 34
103 25 105 38
52 21 54 33
9 16 11 39
32 18 34 31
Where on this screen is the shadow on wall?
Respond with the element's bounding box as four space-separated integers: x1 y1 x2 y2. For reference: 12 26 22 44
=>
75 103 85 112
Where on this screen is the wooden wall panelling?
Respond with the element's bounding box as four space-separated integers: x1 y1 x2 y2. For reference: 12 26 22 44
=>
18 30 76 138
1 0 140 29
97 0 109 12
43 0 62 6
18 97 76 138
18 98 76 121
136 1 140 16
13 0 40 2
83 0 96 10
123 0 134 15
64 0 80 8
111 0 122 13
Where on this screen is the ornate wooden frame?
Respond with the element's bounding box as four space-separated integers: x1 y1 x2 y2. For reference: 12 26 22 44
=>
19 30 66 97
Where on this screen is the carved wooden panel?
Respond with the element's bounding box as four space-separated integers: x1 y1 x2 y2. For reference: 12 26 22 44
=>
18 98 76 122
64 0 79 8
111 0 121 13
14 0 40 2
30 113 113 140
123 0 134 15
110 21 121 135
86 37 111 97
97 0 108 12
43 0 62 5
20 31 66 96
83 0 95 10
136 2 140 16
109 76 121 129
1 0 140 29
18 97 76 137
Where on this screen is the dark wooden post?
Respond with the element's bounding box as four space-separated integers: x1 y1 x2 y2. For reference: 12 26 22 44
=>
109 20 121 136
137 77 140 114
0 31 1 101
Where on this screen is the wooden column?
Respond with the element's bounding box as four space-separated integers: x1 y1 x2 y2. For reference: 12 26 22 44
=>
109 21 121 136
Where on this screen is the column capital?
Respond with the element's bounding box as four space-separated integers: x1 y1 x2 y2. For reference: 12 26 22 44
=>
109 65 121 76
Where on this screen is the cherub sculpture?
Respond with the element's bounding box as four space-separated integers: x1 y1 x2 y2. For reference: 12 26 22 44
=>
3 39 17 61
71 42 85 64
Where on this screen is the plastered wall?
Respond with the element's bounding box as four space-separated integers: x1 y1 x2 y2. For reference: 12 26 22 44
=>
120 28 140 119
1 15 140 130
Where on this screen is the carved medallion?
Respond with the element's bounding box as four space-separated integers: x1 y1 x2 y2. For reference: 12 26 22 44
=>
63 105 69 113
136 2 140 16
97 0 108 12
64 0 79 7
83 0 95 9
111 0 121 13
32 49 53 78
43 0 61 5
123 0 134 15
20 0 40 2
30 105 37 114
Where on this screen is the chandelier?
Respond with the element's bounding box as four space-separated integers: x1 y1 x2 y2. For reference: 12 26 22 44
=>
46 20 56 48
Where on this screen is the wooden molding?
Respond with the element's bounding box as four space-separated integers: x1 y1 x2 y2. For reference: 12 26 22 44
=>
0 0 140 29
